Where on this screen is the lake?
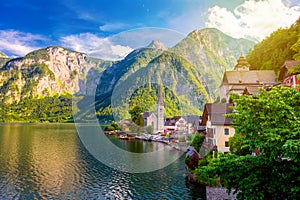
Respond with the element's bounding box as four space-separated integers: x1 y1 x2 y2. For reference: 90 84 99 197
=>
0 123 205 199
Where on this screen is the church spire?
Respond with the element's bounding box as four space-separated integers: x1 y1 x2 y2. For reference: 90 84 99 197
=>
157 85 163 105
234 54 251 71
156 85 164 133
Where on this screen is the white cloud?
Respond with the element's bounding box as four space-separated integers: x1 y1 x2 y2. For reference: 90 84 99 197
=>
60 33 133 60
0 30 46 56
99 23 128 32
206 0 300 41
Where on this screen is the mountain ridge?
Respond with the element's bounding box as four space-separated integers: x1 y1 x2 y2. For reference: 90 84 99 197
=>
0 28 255 122
0 46 113 104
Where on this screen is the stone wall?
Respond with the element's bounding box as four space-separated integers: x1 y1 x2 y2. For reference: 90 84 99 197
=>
206 186 236 200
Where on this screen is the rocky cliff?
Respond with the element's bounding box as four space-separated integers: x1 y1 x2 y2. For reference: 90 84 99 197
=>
0 46 112 103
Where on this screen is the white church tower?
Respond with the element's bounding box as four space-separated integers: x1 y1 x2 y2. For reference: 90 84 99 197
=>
156 86 164 133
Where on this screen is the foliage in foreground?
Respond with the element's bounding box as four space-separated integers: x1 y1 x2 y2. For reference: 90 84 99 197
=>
190 132 205 152
195 87 300 199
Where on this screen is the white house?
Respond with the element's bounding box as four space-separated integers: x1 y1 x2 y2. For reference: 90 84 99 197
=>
164 116 187 133
143 112 157 131
201 103 235 153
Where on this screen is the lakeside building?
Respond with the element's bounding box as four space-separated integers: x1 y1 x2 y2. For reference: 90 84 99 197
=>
164 116 187 133
143 112 157 131
219 55 278 102
143 86 165 133
201 103 235 153
278 60 300 89
156 86 165 133
183 115 202 134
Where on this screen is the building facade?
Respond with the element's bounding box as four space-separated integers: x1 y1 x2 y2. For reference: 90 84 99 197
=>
201 103 235 153
143 112 157 131
278 60 300 89
143 86 165 133
164 116 187 133
220 55 277 102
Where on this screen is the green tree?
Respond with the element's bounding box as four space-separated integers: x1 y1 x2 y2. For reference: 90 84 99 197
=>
111 121 121 130
106 125 115 131
136 114 144 127
190 132 205 152
196 87 300 199
291 28 300 61
129 106 143 124
228 133 250 156
247 17 300 73
146 125 153 134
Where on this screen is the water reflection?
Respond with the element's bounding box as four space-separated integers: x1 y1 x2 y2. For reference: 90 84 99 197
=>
0 124 205 199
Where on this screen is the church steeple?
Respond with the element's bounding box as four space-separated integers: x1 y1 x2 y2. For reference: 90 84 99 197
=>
157 85 164 105
156 85 164 133
234 54 251 71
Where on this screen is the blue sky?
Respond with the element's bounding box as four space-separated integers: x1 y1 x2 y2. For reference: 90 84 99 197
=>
0 0 299 60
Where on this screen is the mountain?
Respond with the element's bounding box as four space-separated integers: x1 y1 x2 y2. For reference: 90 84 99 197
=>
94 41 210 121
171 28 255 99
0 28 255 122
94 43 167 120
0 51 8 58
0 46 112 104
0 52 10 67
147 40 168 50
0 47 113 122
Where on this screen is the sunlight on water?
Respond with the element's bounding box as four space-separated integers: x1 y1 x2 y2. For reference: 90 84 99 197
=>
0 123 205 199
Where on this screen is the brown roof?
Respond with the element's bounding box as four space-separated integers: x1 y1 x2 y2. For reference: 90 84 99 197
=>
165 116 183 126
278 60 300 81
143 112 154 118
281 60 300 70
229 85 246 91
243 86 261 95
222 70 277 85
201 103 234 126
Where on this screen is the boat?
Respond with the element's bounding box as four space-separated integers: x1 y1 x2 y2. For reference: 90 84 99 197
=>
119 134 129 140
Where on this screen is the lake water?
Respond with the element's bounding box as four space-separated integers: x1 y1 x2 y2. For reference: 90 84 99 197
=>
0 123 205 199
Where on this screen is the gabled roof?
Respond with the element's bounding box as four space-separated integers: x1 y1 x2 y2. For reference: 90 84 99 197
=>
222 70 277 85
201 103 234 126
278 60 300 81
143 112 154 118
165 116 184 126
281 60 300 70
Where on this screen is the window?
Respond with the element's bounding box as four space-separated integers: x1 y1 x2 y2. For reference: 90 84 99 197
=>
225 141 229 147
224 128 229 135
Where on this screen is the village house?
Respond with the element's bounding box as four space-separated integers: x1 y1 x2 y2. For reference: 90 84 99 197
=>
164 116 187 133
278 60 300 89
183 115 202 134
201 103 235 153
220 55 278 102
143 112 157 131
